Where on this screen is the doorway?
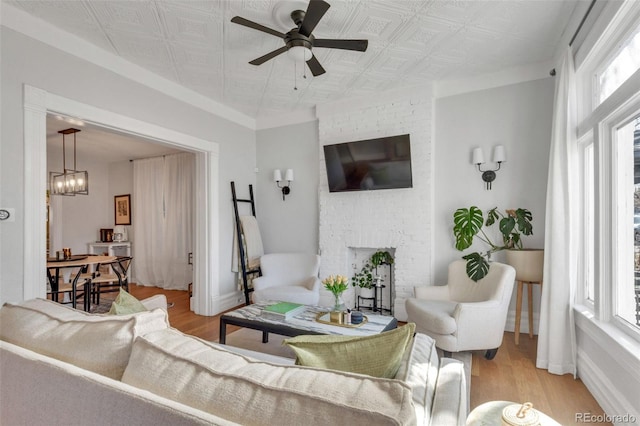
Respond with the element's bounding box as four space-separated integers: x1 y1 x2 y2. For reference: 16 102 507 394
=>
46 116 194 291
24 84 220 316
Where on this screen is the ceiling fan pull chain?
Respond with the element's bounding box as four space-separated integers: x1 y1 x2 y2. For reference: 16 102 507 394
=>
303 58 307 79
294 61 298 90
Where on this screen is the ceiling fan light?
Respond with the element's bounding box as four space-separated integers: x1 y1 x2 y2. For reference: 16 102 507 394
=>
287 45 312 62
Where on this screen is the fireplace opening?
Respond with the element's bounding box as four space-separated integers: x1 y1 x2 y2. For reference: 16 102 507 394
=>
349 247 395 316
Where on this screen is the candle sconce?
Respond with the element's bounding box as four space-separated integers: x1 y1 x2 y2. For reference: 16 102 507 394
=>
472 145 506 190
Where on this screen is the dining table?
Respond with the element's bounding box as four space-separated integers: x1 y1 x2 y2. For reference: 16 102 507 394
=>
46 255 117 311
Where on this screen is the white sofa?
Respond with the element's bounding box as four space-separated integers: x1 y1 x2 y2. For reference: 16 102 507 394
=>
0 297 467 426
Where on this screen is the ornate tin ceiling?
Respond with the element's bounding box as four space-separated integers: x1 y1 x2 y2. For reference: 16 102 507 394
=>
8 0 580 120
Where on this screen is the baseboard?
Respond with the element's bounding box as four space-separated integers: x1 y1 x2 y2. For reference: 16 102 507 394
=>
577 349 640 422
504 309 539 335
213 291 245 314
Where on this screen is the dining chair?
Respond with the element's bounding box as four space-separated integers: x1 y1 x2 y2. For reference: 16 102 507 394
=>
91 256 133 305
46 265 91 311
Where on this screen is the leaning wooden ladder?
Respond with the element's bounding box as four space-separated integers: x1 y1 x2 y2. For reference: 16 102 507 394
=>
231 181 261 305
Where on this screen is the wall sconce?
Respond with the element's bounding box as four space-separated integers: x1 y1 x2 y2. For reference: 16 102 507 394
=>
472 145 506 190
274 169 293 200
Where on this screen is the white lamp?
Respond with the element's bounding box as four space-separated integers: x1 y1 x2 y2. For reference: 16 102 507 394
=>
274 168 294 201
284 169 294 182
492 145 506 163
472 148 485 165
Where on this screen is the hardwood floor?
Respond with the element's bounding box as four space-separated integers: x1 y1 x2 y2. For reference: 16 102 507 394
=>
129 284 610 425
469 334 609 425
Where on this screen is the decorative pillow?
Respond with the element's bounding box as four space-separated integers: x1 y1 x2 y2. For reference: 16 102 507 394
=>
283 323 416 378
122 328 416 426
108 288 147 315
0 298 169 380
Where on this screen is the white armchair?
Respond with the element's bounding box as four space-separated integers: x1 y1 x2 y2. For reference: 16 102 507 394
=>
405 260 515 360
252 253 321 305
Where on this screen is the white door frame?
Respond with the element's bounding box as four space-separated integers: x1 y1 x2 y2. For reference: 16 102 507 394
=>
23 84 219 315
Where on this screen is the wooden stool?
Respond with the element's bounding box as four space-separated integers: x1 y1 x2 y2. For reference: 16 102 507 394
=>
514 279 542 345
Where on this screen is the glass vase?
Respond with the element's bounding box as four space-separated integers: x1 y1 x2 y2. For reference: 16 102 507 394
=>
333 293 345 311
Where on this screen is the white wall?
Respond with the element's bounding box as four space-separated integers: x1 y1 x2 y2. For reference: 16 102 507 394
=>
46 150 111 254
434 77 554 333
255 120 319 255
108 160 134 226
0 27 255 305
107 160 134 260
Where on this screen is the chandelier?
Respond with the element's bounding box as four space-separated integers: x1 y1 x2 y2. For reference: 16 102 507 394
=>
49 128 89 196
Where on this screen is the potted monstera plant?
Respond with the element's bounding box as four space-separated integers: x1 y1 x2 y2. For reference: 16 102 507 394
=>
453 206 535 281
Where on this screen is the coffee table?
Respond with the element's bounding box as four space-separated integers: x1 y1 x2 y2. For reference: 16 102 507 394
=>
219 301 398 344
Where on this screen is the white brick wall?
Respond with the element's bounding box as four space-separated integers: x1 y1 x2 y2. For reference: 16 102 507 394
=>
317 86 432 321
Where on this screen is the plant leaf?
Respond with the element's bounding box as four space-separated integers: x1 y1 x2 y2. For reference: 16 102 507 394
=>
453 207 484 251
499 217 515 240
485 207 499 226
462 252 490 281
515 208 533 235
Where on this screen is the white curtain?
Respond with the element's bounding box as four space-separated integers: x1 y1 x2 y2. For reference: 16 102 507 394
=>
133 153 194 290
536 47 578 376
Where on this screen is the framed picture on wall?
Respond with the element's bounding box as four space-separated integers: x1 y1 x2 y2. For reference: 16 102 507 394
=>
114 194 131 225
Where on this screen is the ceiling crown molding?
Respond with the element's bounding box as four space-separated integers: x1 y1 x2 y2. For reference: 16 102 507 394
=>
1 2 256 130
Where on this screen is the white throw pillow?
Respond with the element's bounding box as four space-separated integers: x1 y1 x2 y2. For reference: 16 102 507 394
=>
122 328 416 426
0 298 169 379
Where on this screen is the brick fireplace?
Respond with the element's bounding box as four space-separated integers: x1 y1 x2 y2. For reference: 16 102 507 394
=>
316 86 433 321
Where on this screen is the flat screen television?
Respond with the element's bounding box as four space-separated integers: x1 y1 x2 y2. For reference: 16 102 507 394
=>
323 134 412 192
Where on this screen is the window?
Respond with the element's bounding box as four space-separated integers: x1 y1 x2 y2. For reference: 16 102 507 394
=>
613 119 640 329
598 24 640 104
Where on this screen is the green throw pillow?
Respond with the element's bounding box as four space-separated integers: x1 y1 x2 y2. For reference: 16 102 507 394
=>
283 322 415 378
108 288 148 315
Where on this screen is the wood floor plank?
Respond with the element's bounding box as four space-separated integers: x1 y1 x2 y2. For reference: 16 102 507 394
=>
129 284 610 424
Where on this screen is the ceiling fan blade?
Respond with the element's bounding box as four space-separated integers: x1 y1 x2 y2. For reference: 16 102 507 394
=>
249 46 288 65
231 16 286 39
314 39 368 52
299 0 330 37
306 54 326 76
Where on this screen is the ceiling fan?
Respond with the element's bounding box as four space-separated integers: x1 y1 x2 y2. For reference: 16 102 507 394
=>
231 0 368 77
